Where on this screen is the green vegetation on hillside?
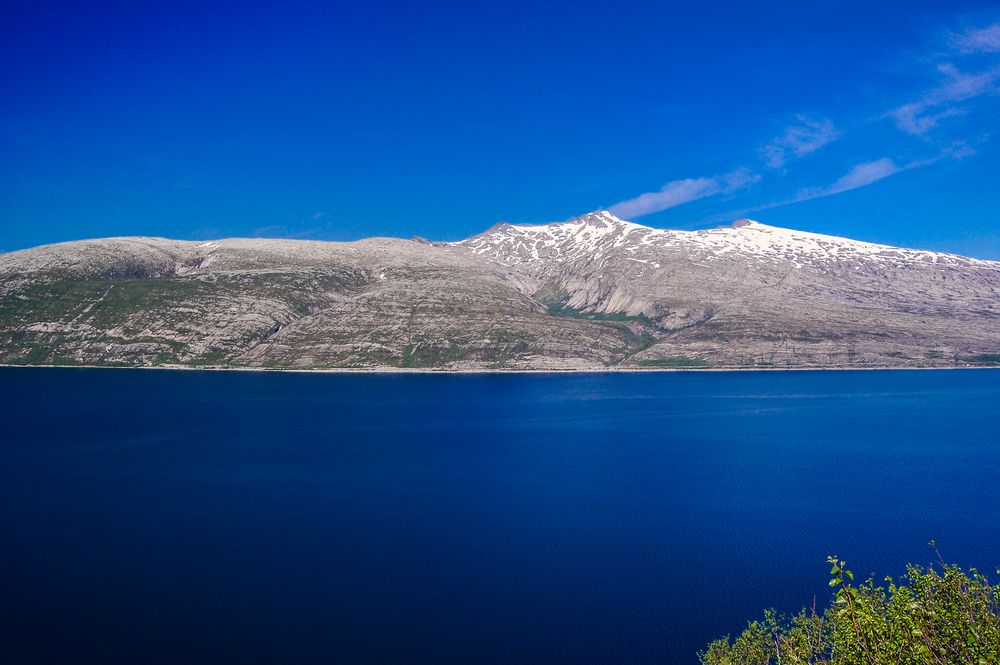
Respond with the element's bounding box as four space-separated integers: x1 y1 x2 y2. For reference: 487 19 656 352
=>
970 353 1000 364
637 356 708 368
539 299 658 362
701 548 999 664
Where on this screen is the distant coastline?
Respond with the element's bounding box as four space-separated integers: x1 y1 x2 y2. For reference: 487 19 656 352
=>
3 363 998 375
4 217 999 374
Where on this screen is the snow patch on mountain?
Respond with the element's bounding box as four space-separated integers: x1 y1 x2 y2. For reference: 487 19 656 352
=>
456 210 998 273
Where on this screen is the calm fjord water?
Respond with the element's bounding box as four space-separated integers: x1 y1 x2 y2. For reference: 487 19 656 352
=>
2 368 998 664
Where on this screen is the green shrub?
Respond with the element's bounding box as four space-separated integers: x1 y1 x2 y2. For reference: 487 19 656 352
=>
701 548 999 664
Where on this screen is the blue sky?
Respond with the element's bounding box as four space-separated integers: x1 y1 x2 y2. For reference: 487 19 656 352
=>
2 1 1000 257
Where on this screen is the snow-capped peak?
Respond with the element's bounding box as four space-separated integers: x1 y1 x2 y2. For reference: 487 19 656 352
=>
454 211 997 273
576 210 628 226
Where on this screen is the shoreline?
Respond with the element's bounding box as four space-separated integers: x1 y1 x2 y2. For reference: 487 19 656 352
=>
1 362 997 375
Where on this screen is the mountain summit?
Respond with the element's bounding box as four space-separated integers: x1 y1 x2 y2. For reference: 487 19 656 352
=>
2 213 998 370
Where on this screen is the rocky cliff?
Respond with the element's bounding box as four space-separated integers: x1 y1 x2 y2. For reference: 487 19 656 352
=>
2 212 998 369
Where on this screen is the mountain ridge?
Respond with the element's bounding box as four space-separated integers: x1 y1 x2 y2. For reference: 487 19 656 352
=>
2 211 999 370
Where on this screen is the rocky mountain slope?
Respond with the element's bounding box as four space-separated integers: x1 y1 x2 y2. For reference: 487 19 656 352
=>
2 211 999 370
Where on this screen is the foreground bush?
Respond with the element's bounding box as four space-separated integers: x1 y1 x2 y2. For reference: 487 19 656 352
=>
701 549 999 664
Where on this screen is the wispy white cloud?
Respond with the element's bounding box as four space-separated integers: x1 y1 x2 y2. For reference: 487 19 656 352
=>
952 22 1000 54
692 142 976 226
939 141 977 160
888 105 965 137
608 178 718 219
761 116 840 168
608 167 760 219
777 145 976 210
887 63 1000 136
766 152 962 211
610 19 997 224
790 158 902 203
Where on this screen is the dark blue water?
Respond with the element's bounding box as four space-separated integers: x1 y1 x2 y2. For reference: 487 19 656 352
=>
1 368 998 664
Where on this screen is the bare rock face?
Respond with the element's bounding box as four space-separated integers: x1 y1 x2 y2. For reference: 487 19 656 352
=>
2 211 999 369
450 211 1000 368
